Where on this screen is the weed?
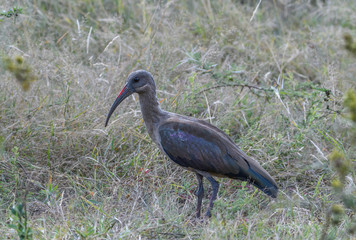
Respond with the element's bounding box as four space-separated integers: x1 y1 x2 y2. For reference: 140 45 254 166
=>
8 203 33 240
320 38 356 239
1 0 356 238
344 89 356 123
344 33 356 57
0 7 22 22
2 56 37 91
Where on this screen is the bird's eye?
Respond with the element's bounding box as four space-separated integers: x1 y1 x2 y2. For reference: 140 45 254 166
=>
133 77 140 83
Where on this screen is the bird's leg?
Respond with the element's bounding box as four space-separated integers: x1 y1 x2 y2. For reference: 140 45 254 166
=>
205 176 219 218
194 173 204 218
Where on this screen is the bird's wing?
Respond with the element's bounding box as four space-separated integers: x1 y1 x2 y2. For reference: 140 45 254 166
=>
158 120 278 198
158 120 248 176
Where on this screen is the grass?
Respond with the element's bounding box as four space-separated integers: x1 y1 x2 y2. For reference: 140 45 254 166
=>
1 0 356 239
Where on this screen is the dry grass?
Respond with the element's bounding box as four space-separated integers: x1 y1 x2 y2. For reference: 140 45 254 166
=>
1 0 356 239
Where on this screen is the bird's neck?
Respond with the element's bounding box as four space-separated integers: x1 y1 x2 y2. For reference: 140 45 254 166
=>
138 90 167 141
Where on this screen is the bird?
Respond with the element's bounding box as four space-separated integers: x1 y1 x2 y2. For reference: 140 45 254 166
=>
105 70 278 218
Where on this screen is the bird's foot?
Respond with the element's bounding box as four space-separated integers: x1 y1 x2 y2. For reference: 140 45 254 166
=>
190 215 209 224
205 210 212 218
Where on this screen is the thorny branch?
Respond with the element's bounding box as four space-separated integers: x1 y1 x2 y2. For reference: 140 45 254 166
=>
195 83 272 96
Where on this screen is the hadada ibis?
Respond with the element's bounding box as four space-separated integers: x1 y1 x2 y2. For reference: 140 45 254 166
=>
105 70 278 218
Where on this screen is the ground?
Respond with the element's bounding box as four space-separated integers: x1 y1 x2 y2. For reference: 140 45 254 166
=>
1 0 356 239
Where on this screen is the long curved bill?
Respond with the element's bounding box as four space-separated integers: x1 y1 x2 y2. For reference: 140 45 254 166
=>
105 84 133 127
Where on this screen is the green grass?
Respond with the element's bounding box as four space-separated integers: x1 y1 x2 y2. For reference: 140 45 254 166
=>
1 0 356 239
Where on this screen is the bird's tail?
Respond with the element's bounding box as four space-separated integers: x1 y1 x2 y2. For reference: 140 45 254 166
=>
225 152 278 198
247 166 278 198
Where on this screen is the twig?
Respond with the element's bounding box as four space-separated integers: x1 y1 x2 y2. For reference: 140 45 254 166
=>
76 19 81 35
195 83 272 95
250 0 262 22
320 209 331 240
103 35 121 53
56 31 68 45
326 105 342 115
157 232 186 238
86 26 92 54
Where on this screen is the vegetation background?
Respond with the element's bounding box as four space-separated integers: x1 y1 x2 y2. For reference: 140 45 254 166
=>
1 0 355 239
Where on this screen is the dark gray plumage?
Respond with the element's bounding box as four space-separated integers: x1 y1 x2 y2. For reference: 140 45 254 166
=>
105 70 278 218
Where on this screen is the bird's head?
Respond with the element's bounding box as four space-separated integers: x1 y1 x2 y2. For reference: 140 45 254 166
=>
105 70 155 127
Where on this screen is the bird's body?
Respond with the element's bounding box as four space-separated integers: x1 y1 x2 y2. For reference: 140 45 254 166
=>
105 70 278 218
